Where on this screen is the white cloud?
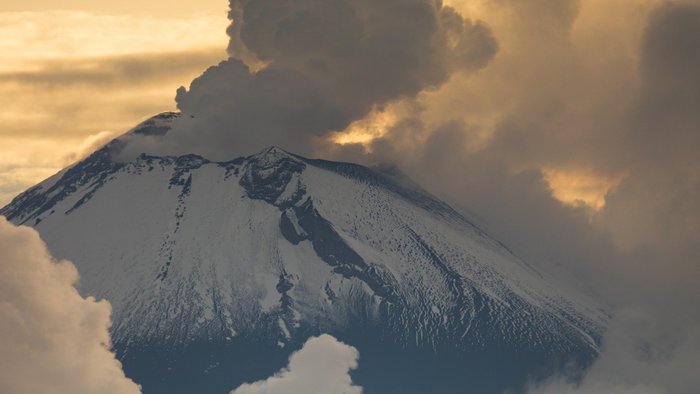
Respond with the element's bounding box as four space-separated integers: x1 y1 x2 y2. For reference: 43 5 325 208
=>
230 334 362 394
0 216 140 394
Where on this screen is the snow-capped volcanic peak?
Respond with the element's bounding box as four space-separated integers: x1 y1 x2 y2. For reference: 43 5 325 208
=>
1 113 605 359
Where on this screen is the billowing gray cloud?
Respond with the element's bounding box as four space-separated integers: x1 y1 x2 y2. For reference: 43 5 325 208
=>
335 0 699 282
163 0 496 159
0 216 140 394
321 1 700 392
230 334 361 394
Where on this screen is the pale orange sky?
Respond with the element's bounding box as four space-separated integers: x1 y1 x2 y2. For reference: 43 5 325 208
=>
0 1 230 204
1 0 229 17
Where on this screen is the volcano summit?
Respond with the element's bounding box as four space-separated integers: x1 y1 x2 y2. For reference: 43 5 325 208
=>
1 113 606 394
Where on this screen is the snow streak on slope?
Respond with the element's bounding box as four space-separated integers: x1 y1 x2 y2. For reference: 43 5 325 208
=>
1 113 606 358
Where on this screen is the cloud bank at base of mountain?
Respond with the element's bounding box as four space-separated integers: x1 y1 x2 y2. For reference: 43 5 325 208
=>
230 334 361 394
0 216 140 394
527 307 700 394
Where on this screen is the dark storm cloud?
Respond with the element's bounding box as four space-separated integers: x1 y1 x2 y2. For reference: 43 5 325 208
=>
600 1 700 257
632 2 700 164
165 0 497 158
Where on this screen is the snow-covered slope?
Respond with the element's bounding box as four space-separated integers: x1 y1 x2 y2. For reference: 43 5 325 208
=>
1 113 607 394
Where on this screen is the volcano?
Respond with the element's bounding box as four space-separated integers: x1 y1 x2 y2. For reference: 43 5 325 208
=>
1 113 606 394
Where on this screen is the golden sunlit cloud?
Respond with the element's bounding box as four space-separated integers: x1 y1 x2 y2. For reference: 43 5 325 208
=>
332 107 400 147
542 167 625 211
